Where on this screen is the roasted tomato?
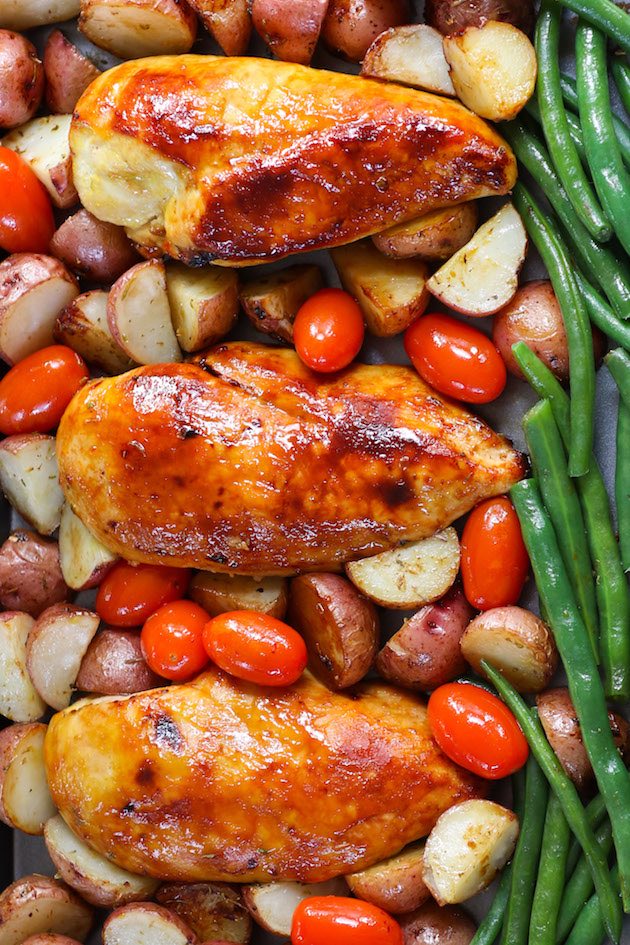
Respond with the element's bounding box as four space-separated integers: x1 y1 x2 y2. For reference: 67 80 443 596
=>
203 610 308 686
461 496 529 610
292 896 403 945
0 147 55 254
141 599 210 681
294 288 365 373
0 345 89 435
96 562 191 627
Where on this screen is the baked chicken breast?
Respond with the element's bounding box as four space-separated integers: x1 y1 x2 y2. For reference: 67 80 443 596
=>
56 343 526 574
45 668 481 883
69 55 517 265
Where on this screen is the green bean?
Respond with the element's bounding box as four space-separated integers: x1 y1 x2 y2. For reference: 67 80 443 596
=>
611 58 630 117
511 343 630 700
606 347 630 410
576 274 630 349
482 659 622 943
505 479 630 912
529 794 571 945
561 73 630 168
567 795 608 875
557 820 614 942
524 98 588 165
576 22 630 255
616 400 630 573
551 0 630 54
511 185 594 476
502 754 548 945
565 866 621 945
535 4 611 241
523 400 599 658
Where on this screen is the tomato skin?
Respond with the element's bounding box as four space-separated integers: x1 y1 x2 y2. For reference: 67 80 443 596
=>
428 682 529 779
203 610 308 686
292 897 403 945
405 313 507 404
461 497 529 610
0 147 55 253
293 288 365 373
141 600 210 681
0 345 89 435
96 562 191 627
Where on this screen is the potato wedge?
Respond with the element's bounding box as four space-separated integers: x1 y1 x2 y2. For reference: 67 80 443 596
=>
443 22 537 122
45 815 160 908
79 0 197 59
288 573 379 689
362 25 454 95
376 584 473 690
252 0 329 64
22 936 85 945
373 203 478 262
0 254 79 366
55 291 134 376
400 902 477 945
0 611 45 722
43 31 101 115
0 530 69 617
189 572 288 620
59 504 118 591
51 210 139 284
0 722 56 833
331 241 429 336
0 434 65 536
156 883 252 944
426 203 527 316
322 0 410 62
26 603 100 711
187 0 252 55
166 264 238 353
423 800 519 904
242 879 347 936
239 265 324 343
108 260 182 365
0 30 44 130
346 843 430 915
461 606 558 693
2 115 77 209
76 629 161 695
425 0 534 36
0 875 93 945
102 902 197 945
0 0 80 30
346 528 460 609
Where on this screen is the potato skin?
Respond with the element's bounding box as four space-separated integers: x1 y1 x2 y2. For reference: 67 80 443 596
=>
373 203 478 262
22 937 85 945
424 0 534 36
76 629 161 695
156 882 252 943
0 530 69 617
346 843 430 914
50 210 139 283
400 901 477 945
43 30 101 115
322 0 410 62
0 30 44 130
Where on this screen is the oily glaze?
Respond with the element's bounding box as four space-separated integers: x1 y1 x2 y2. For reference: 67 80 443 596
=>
70 56 517 264
45 668 482 882
56 343 526 574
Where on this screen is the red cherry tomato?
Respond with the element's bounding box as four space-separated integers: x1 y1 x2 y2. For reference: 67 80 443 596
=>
404 313 507 404
0 147 55 253
292 897 403 945
428 682 529 779
461 496 529 610
96 562 191 627
202 610 308 686
293 288 365 373
141 599 210 681
0 345 89 435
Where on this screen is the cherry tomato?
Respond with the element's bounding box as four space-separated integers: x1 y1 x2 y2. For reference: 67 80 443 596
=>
202 610 308 686
292 897 403 945
0 147 55 254
0 345 89 435
461 496 529 610
428 682 529 779
96 562 191 627
404 313 507 404
141 600 210 681
293 288 365 373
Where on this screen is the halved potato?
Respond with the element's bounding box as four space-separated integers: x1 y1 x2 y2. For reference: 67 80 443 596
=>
423 800 519 904
156 883 252 943
362 24 454 95
0 876 93 945
0 254 78 366
187 0 252 55
426 203 527 316
79 0 197 58
166 263 239 353
0 530 69 618
345 528 460 609
102 903 197 945
372 203 478 262
252 0 329 64
239 265 324 343
108 260 182 365
3 115 77 209
0 434 65 536
346 843 430 915
331 241 429 336
55 291 134 376
0 30 44 130
58 504 118 591
0 722 56 834
76 629 161 695
0 0 80 31
43 30 101 115
26 603 100 711
242 879 347 936
288 572 379 689
0 611 45 722
400 902 477 945
51 210 139 284
22 936 85 945
189 572 288 620
443 22 537 122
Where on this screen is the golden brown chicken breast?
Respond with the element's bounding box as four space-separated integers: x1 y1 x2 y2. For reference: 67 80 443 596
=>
45 668 482 883
70 56 516 265
56 343 526 574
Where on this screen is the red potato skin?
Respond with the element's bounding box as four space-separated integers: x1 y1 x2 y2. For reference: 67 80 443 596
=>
0 530 69 617
0 31 44 130
400 901 477 945
103 902 198 943
424 0 535 36
22 937 85 945
50 210 139 283
76 629 162 695
156 881 252 943
43 31 101 115
252 0 330 64
322 0 411 62
0 722 47 827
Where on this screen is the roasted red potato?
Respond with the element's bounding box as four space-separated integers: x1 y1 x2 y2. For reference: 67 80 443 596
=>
43 30 101 115
76 629 162 695
0 722 55 833
252 0 329 63
157 882 252 943
373 203 478 262
346 843 430 914
424 0 535 36
50 210 139 284
239 265 324 344
187 0 252 55
189 572 288 620
0 30 44 130
322 0 410 62
400 902 477 945
79 0 198 59
0 875 93 945
0 530 69 617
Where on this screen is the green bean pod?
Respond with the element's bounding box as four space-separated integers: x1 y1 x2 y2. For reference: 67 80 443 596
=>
565 866 621 945
524 98 588 165
528 794 571 945
612 58 630 116
557 820 614 942
606 347 630 410
552 0 630 53
561 72 630 168
616 400 630 573
567 795 608 875
577 275 630 351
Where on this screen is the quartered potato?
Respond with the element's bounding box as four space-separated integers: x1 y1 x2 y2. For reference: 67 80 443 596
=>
79 0 197 59
21 936 85 945
0 434 65 536
189 572 288 620
58 504 118 591
362 24 455 95
165 263 239 353
0 875 93 945
239 265 324 343
26 604 100 711
157 882 252 943
252 0 329 64
102 902 197 945
0 0 80 31
108 260 182 365
0 612 45 723
373 203 478 262
0 30 44 130
43 30 101 115
51 210 139 284
322 0 410 62
400 901 477 945
242 879 347 936
76 630 161 695
346 843 430 915
0 723 56 834
3 115 78 209
425 0 535 36
55 291 135 376
0 530 69 617
187 0 252 56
